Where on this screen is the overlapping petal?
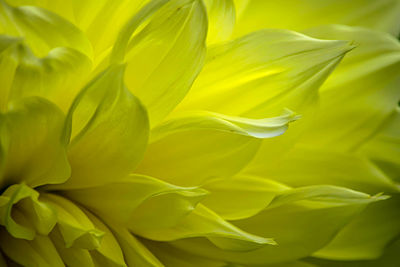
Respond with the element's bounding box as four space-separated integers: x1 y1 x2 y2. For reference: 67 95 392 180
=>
137 110 297 186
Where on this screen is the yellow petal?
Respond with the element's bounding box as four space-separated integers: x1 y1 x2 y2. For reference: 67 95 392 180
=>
119 0 207 125
0 229 65 267
0 184 57 240
139 204 276 251
300 25 400 151
0 36 92 112
0 97 70 188
169 186 385 265
175 29 353 118
245 146 400 195
314 195 400 260
233 0 400 37
64 174 207 231
137 110 297 186
0 1 92 57
201 175 289 220
51 64 149 189
204 0 235 44
41 193 104 250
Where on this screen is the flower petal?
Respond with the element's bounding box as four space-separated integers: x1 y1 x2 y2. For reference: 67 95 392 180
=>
0 97 70 188
300 25 400 151
233 0 400 37
51 64 149 189
0 35 92 112
64 174 208 230
204 0 235 44
175 29 353 118
245 146 400 195
0 1 92 57
137 110 297 186
0 184 57 240
313 195 400 260
120 0 207 125
41 194 104 250
169 187 385 265
0 229 64 267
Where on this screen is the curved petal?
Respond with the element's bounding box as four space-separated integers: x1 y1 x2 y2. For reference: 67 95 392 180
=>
233 0 400 37
169 186 385 265
0 1 92 57
175 29 353 118
0 229 65 267
137 110 296 186
300 25 400 152
120 0 207 125
64 174 208 232
313 195 400 261
140 204 275 251
0 97 70 188
204 0 235 44
41 194 104 250
50 64 149 189
244 146 400 195
0 35 92 112
0 184 57 240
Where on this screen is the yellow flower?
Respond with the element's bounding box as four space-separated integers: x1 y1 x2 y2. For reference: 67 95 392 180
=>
0 0 399 266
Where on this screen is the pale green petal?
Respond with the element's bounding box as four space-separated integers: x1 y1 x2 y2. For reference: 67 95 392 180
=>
0 1 92 57
204 0 235 44
201 175 289 220
138 110 296 187
111 226 164 267
313 195 400 260
0 97 70 188
139 204 275 251
143 239 227 267
169 187 384 265
120 0 207 125
64 174 207 231
0 35 92 112
360 108 400 182
175 29 353 118
50 227 95 267
8 0 147 59
245 146 400 195
0 184 56 240
233 0 400 37
300 25 400 151
151 109 298 142
84 210 126 267
50 65 149 189
41 193 104 250
0 229 65 267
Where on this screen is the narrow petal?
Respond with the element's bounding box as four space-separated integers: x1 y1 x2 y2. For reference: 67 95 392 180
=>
138 111 296 186
0 36 92 112
313 195 400 260
169 186 385 265
233 0 400 37
0 1 92 57
0 97 70 188
0 229 65 267
0 184 57 240
175 29 353 118
120 0 207 125
41 194 104 250
300 25 400 151
51 64 149 189
244 146 400 195
204 0 235 44
64 174 208 231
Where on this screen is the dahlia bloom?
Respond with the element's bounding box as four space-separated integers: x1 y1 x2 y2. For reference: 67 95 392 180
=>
0 0 399 266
